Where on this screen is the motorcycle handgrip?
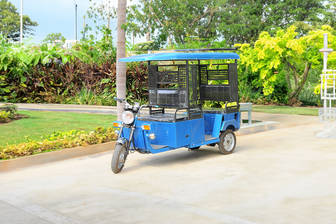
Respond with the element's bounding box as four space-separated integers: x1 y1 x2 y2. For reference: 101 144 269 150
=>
114 97 125 103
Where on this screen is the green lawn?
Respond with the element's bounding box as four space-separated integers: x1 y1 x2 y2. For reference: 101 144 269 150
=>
0 111 117 147
0 106 318 147
252 105 319 116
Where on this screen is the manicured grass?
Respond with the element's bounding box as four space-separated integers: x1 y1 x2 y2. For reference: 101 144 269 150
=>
0 111 116 147
252 105 319 116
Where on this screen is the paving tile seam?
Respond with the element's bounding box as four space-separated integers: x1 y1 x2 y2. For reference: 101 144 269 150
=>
0 196 82 224
0 199 53 224
96 186 257 224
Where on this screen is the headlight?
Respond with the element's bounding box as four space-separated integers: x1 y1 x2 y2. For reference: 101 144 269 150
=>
122 111 135 124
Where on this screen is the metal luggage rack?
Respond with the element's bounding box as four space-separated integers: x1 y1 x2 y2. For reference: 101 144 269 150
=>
137 105 202 122
203 105 240 114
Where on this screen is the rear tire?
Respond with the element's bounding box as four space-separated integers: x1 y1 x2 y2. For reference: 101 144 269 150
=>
218 130 236 154
111 144 128 174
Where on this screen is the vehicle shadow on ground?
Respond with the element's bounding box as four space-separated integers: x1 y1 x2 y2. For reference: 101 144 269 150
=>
123 146 245 173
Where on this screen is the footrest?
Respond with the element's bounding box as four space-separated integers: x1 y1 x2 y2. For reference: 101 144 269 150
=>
151 144 168 150
205 135 217 141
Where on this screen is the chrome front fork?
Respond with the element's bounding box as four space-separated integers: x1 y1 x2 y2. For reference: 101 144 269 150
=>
117 126 136 151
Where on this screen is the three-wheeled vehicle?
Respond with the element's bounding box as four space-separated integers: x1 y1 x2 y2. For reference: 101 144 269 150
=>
112 50 240 173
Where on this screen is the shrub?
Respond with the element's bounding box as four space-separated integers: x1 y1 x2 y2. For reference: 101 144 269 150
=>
0 111 10 123
0 127 117 159
0 103 17 122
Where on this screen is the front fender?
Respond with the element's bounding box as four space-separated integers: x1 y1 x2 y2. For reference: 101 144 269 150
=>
116 138 127 145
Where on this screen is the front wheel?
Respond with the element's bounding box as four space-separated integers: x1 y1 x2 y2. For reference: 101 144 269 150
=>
218 130 236 154
111 143 128 174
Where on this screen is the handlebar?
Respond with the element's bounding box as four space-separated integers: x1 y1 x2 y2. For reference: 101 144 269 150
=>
114 97 126 103
114 97 141 112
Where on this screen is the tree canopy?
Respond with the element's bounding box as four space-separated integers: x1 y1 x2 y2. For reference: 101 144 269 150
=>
219 0 325 44
237 25 336 103
0 0 38 41
126 0 328 46
43 32 66 44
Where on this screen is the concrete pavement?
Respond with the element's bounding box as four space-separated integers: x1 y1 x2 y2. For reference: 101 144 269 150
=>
1 113 336 224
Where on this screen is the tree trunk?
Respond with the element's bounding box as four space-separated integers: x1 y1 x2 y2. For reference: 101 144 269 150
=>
289 62 311 101
146 31 151 42
285 60 312 104
116 0 127 120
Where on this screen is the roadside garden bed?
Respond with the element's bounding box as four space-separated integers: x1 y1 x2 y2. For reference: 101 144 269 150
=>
0 127 117 160
0 110 118 160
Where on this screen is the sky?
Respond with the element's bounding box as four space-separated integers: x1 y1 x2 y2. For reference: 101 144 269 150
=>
9 0 141 44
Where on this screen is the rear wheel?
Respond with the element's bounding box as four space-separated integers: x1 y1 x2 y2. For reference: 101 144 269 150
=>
111 144 128 174
218 130 236 154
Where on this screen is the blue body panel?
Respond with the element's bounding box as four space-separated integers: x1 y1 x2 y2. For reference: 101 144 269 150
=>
117 111 240 154
119 52 240 62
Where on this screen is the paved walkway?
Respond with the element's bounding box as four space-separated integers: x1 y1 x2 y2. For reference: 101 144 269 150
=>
11 103 118 114
1 113 335 224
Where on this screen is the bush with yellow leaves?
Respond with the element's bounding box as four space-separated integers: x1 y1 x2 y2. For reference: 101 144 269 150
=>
0 127 117 160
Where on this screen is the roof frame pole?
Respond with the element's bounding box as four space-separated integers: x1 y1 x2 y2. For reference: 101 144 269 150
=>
186 60 190 119
198 60 201 108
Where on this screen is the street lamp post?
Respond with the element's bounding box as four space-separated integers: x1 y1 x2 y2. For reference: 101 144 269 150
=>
20 0 23 43
73 0 78 41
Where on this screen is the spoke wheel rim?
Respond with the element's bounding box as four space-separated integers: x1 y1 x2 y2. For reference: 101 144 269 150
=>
223 133 235 151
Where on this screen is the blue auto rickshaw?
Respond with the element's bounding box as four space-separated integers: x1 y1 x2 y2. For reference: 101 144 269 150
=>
112 49 240 173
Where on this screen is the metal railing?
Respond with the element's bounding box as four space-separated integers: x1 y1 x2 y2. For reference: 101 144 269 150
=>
240 102 252 125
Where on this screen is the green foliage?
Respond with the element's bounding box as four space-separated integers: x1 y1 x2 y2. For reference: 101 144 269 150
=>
127 0 326 46
0 111 10 123
86 0 115 33
65 88 116 106
298 85 321 106
0 30 150 105
130 41 158 53
0 103 17 117
173 37 228 50
0 103 17 122
219 0 325 45
237 25 335 104
43 32 66 44
0 127 117 160
253 105 318 116
0 0 38 41
127 0 225 45
0 111 117 146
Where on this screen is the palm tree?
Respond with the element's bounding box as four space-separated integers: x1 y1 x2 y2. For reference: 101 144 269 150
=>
116 0 127 119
